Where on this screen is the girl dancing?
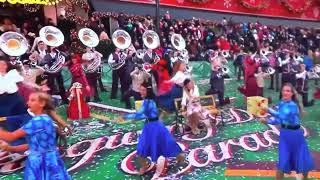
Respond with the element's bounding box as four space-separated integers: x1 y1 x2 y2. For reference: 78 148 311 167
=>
0 92 71 180
118 82 185 175
260 83 314 180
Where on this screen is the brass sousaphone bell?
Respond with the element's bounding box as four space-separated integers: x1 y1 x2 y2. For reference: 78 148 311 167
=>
171 33 186 51
78 28 99 48
78 28 101 73
112 29 131 50
39 26 64 47
0 32 28 57
142 30 160 50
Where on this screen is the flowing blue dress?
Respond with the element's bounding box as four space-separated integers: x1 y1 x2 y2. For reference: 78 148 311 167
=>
267 100 314 174
22 114 71 180
124 99 182 162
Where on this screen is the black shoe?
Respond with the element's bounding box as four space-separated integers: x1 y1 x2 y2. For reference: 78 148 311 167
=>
110 96 117 99
268 87 274 90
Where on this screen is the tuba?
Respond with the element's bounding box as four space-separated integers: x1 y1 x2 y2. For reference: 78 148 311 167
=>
45 49 66 73
39 26 65 73
39 26 64 47
112 30 131 50
171 33 186 51
78 28 101 73
0 32 28 57
109 30 131 70
142 30 160 50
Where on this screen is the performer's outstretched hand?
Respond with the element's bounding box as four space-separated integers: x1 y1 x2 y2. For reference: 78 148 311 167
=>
259 118 268 125
0 117 6 122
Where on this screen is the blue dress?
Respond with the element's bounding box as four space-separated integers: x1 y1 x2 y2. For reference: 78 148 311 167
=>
267 100 314 174
6 114 32 146
22 115 71 180
124 99 182 162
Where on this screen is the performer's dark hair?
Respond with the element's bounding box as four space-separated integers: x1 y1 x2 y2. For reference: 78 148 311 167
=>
141 81 155 99
183 78 191 86
280 83 303 116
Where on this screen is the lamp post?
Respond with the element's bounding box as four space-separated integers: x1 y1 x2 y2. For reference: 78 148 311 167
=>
155 0 160 34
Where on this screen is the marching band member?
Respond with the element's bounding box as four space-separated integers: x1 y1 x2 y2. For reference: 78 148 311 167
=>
82 47 102 102
108 48 129 100
206 63 229 106
122 66 150 109
29 39 48 64
295 64 314 107
281 54 297 88
254 66 270 97
0 92 71 180
42 46 68 104
118 82 185 175
260 83 314 180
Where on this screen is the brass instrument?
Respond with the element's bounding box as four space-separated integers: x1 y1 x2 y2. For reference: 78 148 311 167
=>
109 30 131 70
78 28 102 73
0 32 28 57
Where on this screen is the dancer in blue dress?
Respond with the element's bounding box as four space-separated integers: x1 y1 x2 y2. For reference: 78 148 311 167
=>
119 81 185 175
260 83 314 180
0 92 71 180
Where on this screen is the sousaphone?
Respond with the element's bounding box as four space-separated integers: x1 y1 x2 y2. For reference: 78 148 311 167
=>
142 30 160 50
112 29 131 50
78 28 99 48
39 26 64 47
0 32 28 57
78 28 101 73
109 30 131 70
171 33 186 51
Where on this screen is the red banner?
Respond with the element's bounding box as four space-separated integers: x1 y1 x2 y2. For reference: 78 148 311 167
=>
120 0 320 21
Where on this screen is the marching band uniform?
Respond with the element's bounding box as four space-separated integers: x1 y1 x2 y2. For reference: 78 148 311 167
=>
206 68 228 106
42 49 68 104
295 65 314 107
82 50 102 101
108 50 129 99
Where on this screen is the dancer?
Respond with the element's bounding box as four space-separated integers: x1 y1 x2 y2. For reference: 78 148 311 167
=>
118 81 184 175
0 92 71 180
157 60 189 112
260 83 314 180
